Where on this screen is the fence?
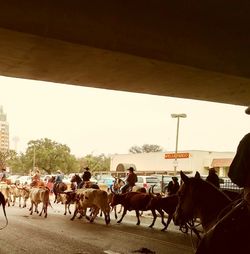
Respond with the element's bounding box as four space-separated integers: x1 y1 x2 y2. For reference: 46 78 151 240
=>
220 178 243 193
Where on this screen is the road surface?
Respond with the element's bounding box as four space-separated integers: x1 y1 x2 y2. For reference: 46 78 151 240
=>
0 200 194 254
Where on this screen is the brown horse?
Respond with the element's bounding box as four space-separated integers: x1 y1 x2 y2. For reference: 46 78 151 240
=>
174 171 250 253
70 174 99 190
174 171 232 232
50 176 67 203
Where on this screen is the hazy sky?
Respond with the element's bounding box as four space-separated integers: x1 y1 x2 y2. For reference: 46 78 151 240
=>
0 75 249 157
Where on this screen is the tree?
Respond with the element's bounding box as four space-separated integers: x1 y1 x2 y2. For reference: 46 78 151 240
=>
25 138 79 174
6 151 29 174
129 144 163 154
78 153 110 174
0 149 14 171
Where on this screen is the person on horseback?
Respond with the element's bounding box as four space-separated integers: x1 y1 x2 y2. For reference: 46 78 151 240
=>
0 168 7 182
55 170 64 184
31 168 41 187
206 167 220 189
79 167 91 188
120 167 137 193
166 176 180 196
228 106 250 207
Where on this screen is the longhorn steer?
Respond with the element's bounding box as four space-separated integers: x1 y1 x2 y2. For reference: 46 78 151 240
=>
29 187 50 218
11 185 30 208
71 188 110 224
110 192 167 228
58 191 77 215
146 194 179 231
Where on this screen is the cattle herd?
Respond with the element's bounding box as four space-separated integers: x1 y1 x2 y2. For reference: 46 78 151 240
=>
0 180 180 232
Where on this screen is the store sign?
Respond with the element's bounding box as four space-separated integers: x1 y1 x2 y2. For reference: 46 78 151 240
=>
165 153 190 159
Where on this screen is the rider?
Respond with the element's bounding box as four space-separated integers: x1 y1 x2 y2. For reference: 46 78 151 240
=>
206 167 220 189
228 105 250 207
80 167 91 187
166 176 180 195
55 170 64 184
0 168 7 182
31 168 41 187
120 167 138 194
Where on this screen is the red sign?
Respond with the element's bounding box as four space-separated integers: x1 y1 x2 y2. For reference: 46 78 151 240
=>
165 153 189 159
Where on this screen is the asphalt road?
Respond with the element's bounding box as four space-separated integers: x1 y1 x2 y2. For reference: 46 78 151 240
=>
0 199 194 254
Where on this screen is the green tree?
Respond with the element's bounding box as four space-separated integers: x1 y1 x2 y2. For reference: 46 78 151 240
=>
6 151 29 174
0 149 14 171
78 153 110 174
25 138 79 174
129 144 163 153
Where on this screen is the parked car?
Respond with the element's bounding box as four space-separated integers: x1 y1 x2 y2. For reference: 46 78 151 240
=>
153 175 174 192
135 175 161 193
97 177 115 191
7 174 21 184
18 175 32 185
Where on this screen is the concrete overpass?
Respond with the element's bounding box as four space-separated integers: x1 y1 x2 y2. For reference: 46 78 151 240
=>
0 1 250 106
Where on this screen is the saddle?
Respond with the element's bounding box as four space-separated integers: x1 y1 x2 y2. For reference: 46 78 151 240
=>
196 199 250 254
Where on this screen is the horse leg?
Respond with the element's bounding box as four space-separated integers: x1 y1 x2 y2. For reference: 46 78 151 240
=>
118 204 123 214
113 206 118 219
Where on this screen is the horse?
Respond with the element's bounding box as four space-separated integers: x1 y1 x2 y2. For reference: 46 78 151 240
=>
174 171 250 253
111 177 125 193
70 174 99 190
111 177 146 194
174 171 233 232
0 191 8 229
49 176 68 203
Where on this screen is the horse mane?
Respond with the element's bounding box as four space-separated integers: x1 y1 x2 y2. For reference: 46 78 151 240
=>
188 176 232 231
193 177 231 202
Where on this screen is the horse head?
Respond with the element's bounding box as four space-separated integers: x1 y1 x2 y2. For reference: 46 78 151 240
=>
70 174 82 184
174 171 232 232
173 171 200 227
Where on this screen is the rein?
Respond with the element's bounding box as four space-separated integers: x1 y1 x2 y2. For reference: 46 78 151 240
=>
185 219 203 251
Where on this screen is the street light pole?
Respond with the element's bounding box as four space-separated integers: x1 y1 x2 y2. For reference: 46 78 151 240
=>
171 113 187 176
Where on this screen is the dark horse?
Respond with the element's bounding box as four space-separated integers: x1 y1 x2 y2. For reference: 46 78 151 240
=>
50 176 68 203
70 174 99 190
174 171 250 254
0 191 8 229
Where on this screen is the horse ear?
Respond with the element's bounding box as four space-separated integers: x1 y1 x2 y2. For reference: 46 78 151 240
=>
195 171 201 179
180 171 189 183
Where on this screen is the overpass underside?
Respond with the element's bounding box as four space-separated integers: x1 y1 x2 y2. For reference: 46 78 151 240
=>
0 1 249 106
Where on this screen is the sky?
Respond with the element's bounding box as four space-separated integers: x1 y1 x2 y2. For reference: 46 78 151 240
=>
0 75 249 158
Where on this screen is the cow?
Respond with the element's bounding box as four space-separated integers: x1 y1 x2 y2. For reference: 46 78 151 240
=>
29 187 50 218
11 185 30 208
110 192 167 228
146 194 179 231
57 190 76 215
71 188 110 225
